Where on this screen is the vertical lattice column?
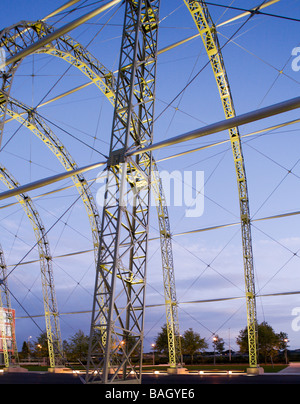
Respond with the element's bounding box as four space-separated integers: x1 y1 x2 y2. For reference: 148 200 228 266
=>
86 0 160 384
183 0 258 368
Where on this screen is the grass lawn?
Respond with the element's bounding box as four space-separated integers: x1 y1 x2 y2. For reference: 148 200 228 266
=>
0 363 288 373
141 363 288 373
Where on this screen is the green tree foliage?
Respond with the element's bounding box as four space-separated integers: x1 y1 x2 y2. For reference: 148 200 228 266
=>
212 334 225 354
181 328 208 364
32 332 49 359
236 321 288 364
154 324 169 356
154 325 208 364
66 329 89 362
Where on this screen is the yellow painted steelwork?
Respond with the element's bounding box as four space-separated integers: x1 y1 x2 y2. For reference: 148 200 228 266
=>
183 0 258 367
0 165 62 368
1 17 181 369
0 245 19 367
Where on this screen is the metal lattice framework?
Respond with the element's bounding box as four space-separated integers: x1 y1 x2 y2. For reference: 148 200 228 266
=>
0 20 115 139
0 244 18 367
0 7 181 370
0 165 62 368
0 0 269 381
86 0 160 383
183 0 258 367
1 96 101 263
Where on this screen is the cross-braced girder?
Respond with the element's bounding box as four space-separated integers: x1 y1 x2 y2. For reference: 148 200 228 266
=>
1 8 181 372
0 20 115 144
1 16 181 367
183 0 258 368
0 165 63 368
0 244 19 367
86 0 160 384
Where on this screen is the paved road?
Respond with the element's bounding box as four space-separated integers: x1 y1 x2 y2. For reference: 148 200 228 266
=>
0 371 299 384
142 373 300 384
278 362 300 374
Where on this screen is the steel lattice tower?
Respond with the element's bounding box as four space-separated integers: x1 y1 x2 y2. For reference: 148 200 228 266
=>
183 0 258 367
86 0 160 384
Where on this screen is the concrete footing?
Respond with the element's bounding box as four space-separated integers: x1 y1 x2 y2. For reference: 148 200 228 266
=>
3 366 28 373
247 367 264 375
48 367 70 373
167 367 188 374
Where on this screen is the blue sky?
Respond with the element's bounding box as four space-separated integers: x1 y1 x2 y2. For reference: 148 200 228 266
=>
1 0 300 355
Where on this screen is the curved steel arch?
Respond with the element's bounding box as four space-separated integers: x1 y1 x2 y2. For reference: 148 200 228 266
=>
183 0 258 368
1 95 107 344
1 96 101 260
0 20 115 106
0 165 63 368
0 18 181 367
0 243 18 367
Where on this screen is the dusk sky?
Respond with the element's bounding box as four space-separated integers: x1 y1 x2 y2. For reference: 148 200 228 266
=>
1 0 300 355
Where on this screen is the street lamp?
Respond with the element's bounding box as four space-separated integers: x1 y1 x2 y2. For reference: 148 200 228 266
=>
213 336 218 366
151 343 155 366
27 336 32 361
284 338 289 364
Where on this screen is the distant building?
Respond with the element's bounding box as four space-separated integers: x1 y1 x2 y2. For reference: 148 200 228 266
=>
0 307 16 364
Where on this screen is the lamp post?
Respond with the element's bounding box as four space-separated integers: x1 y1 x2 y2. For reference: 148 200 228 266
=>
284 338 289 364
27 336 32 361
213 336 218 366
151 344 155 366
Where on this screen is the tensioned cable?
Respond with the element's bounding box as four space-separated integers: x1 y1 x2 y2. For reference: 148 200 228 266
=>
6 280 86 383
257 47 300 108
51 0 108 24
154 4 262 124
36 1 121 110
1 3 121 157
6 206 300 267
4 0 296 354
244 141 300 182
155 117 300 163
206 1 300 23
16 290 300 318
2 177 97 283
50 0 91 26
251 155 300 220
171 228 244 299
36 199 92 245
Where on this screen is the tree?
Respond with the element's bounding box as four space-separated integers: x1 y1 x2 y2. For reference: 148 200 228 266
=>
19 341 30 361
32 332 49 359
67 330 89 362
154 324 169 356
181 328 208 364
236 321 288 364
212 334 225 354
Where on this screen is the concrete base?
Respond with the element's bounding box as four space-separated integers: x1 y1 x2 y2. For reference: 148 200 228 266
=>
48 367 70 373
167 367 188 374
3 366 29 373
247 367 264 375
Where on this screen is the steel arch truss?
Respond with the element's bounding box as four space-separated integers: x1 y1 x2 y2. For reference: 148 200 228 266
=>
183 0 258 367
0 165 63 368
0 96 101 261
0 244 18 367
86 0 161 383
0 11 181 371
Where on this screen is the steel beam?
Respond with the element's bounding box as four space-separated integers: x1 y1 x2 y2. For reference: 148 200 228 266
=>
86 0 160 384
128 95 300 156
0 0 122 71
0 161 105 201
